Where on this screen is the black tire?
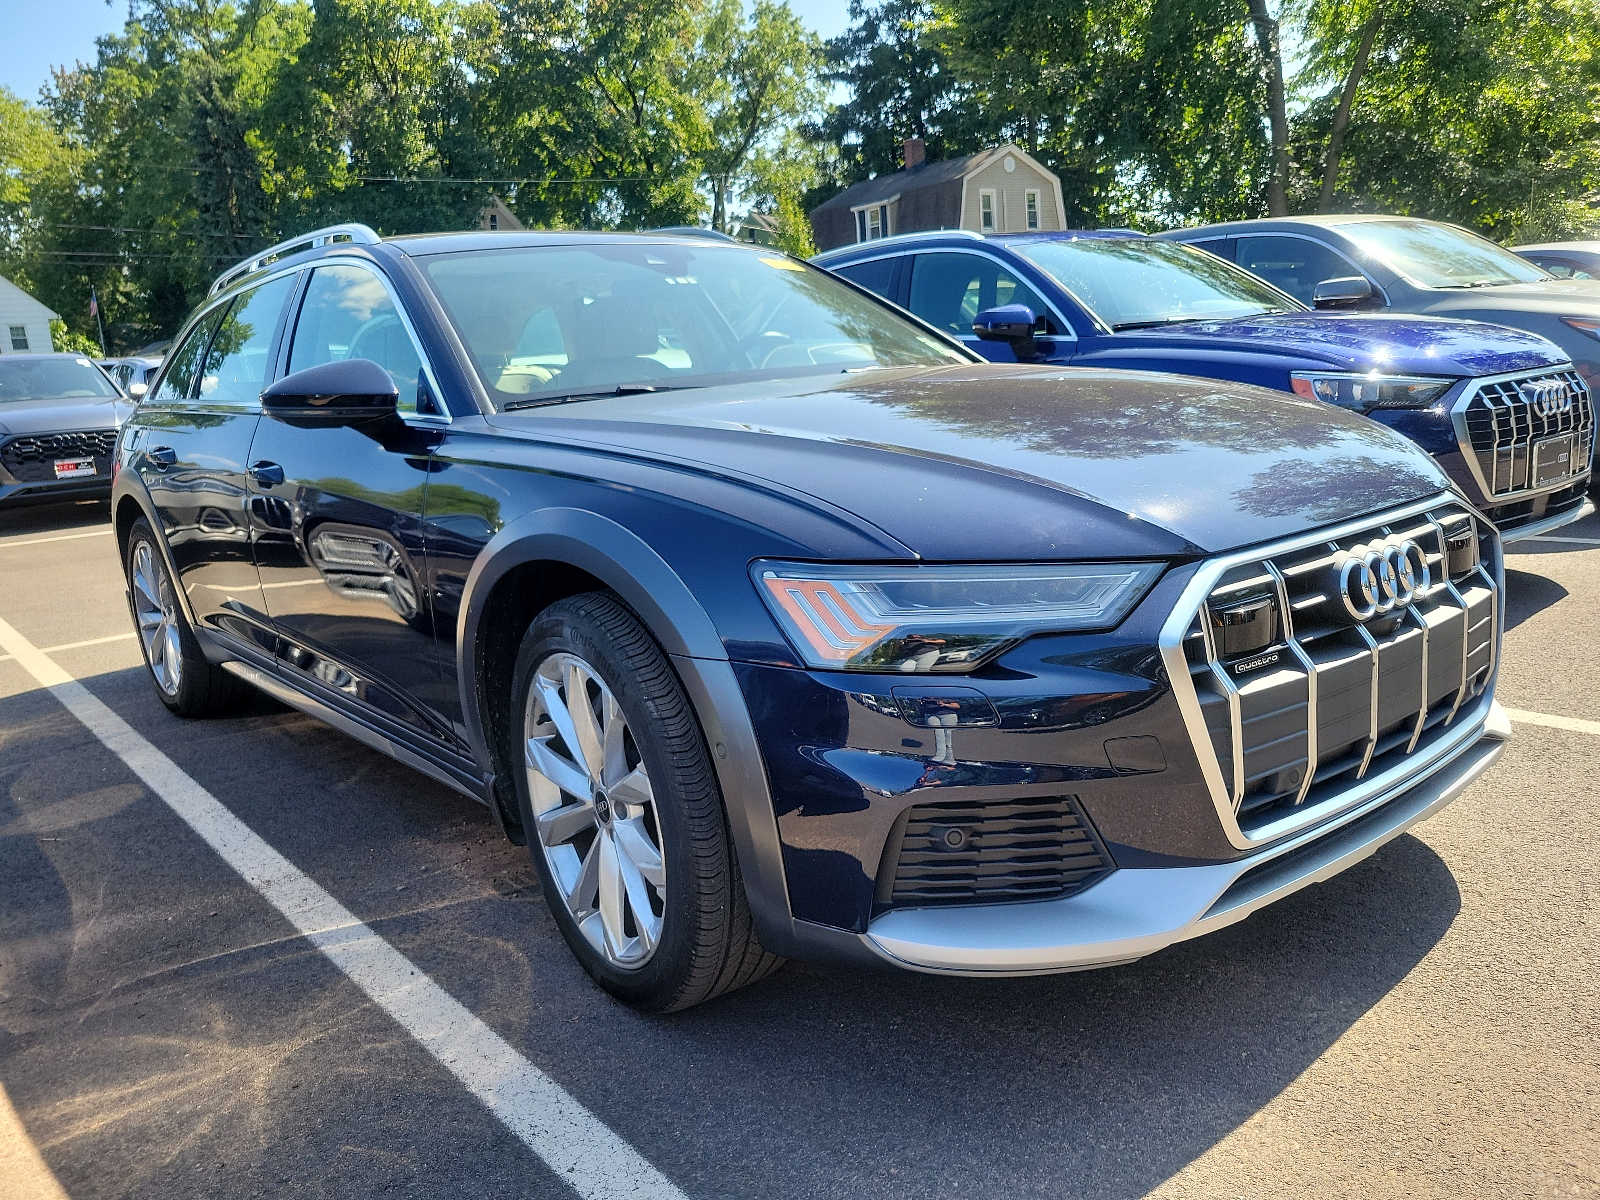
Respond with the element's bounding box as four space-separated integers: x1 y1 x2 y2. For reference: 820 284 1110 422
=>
510 591 782 1012
124 518 249 717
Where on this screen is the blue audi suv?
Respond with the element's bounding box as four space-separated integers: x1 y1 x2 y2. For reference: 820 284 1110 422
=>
113 225 1510 1010
815 231 1594 541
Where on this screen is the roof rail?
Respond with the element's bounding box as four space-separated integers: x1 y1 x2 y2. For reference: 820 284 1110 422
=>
208 223 382 296
812 228 984 260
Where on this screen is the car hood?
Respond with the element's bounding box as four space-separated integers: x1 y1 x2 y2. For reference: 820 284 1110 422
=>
500 365 1451 560
1417 275 1600 318
1115 312 1568 377
0 396 128 437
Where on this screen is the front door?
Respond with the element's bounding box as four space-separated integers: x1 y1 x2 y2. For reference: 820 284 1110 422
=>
246 260 457 748
903 251 1064 362
130 274 297 653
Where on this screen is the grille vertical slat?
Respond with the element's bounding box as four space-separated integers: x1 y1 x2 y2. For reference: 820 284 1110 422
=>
1184 501 1499 836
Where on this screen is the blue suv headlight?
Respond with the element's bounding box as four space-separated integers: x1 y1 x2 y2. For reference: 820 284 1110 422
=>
753 561 1164 673
1290 371 1455 411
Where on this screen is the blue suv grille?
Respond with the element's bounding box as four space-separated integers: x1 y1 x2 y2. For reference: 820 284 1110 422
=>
1456 367 1593 497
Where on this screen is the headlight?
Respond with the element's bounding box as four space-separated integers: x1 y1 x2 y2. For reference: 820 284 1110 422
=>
753 560 1164 673
1561 316 1600 341
1289 371 1455 410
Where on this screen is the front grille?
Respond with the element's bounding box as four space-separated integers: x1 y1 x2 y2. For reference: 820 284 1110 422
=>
0 430 117 483
1178 499 1499 839
1456 368 1594 497
881 795 1111 908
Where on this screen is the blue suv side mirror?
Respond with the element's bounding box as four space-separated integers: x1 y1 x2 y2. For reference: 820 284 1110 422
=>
973 304 1045 360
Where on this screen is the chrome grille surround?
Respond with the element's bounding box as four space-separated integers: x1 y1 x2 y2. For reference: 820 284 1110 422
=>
1159 493 1502 852
1451 366 1594 499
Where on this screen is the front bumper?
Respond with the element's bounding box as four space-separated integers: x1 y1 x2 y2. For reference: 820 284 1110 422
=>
0 477 114 507
863 701 1509 975
1498 494 1594 543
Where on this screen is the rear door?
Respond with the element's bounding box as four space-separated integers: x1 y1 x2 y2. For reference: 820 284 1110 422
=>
246 259 458 749
127 274 297 652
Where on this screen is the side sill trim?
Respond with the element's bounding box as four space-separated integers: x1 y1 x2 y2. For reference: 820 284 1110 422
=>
219 659 490 806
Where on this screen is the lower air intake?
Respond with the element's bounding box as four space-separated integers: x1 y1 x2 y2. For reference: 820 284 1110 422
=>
882 795 1111 908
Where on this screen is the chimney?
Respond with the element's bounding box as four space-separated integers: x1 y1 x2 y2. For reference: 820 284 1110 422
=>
903 137 926 171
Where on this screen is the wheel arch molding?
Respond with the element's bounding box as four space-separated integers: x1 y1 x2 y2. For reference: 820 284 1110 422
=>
455 506 801 950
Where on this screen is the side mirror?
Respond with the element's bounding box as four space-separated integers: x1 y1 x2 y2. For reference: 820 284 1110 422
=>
128 381 148 398
1312 275 1375 310
262 358 399 428
973 304 1045 360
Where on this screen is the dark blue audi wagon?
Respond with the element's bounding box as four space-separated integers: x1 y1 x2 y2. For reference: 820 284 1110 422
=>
113 225 1511 1009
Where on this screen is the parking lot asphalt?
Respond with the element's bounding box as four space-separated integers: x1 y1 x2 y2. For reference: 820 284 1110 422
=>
0 498 1596 1200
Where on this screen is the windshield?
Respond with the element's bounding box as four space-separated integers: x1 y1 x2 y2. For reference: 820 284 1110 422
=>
1013 238 1300 329
419 242 971 407
0 356 121 404
1337 219 1551 289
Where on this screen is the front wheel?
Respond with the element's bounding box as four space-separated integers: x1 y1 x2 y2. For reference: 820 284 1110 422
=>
124 518 248 716
510 592 781 1011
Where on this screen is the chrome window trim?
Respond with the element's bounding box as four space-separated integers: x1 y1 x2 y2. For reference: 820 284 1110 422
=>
1158 491 1503 851
1450 364 1593 502
828 245 1080 342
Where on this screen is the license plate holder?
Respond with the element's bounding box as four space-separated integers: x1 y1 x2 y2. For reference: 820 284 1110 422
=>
1532 435 1577 487
52 456 97 480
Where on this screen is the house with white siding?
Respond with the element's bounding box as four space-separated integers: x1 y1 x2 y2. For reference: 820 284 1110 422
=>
809 140 1067 252
0 275 57 354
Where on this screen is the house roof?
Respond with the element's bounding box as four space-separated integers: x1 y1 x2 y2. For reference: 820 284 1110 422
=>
811 146 1027 215
0 275 59 322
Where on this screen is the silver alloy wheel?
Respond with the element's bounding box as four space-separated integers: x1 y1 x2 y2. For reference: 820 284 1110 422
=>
524 651 666 969
131 541 182 696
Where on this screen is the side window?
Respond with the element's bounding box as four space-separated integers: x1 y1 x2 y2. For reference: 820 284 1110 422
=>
1235 235 1363 305
907 253 1051 337
833 257 900 304
289 264 428 414
150 306 227 404
196 274 296 408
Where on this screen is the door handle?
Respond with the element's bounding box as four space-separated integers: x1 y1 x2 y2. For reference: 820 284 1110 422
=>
248 460 285 488
146 445 176 469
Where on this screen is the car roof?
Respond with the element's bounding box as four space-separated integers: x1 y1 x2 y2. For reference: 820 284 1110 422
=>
0 352 101 363
813 228 1145 264
1511 241 1600 253
1159 213 1432 237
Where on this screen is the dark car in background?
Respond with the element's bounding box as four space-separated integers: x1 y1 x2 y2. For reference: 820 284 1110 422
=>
815 230 1594 540
1155 217 1600 477
1511 242 1600 281
113 223 1509 1011
0 353 130 508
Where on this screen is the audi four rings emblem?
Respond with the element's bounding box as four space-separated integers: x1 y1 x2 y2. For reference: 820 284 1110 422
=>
1519 377 1575 417
1339 540 1431 620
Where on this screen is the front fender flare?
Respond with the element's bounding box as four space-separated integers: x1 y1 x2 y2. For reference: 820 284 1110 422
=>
455 507 797 951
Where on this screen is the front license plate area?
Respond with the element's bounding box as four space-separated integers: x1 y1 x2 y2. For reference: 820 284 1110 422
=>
1532 435 1577 487
53 457 98 480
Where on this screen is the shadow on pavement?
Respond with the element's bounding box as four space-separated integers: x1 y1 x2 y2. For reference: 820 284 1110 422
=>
1502 567 1569 631
0 498 111 539
0 664 1466 1200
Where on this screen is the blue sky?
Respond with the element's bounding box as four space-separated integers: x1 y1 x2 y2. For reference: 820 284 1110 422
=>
0 0 852 101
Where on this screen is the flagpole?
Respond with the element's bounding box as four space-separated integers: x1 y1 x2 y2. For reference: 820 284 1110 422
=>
90 286 106 356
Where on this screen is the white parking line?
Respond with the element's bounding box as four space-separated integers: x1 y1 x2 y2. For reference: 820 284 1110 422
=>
0 528 114 550
1505 707 1600 737
0 631 137 665
0 614 686 1200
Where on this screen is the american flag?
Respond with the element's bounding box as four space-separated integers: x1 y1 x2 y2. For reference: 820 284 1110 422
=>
88 288 99 319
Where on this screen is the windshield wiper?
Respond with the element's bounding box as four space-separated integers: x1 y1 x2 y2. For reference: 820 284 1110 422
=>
503 383 700 411
1110 316 1213 331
